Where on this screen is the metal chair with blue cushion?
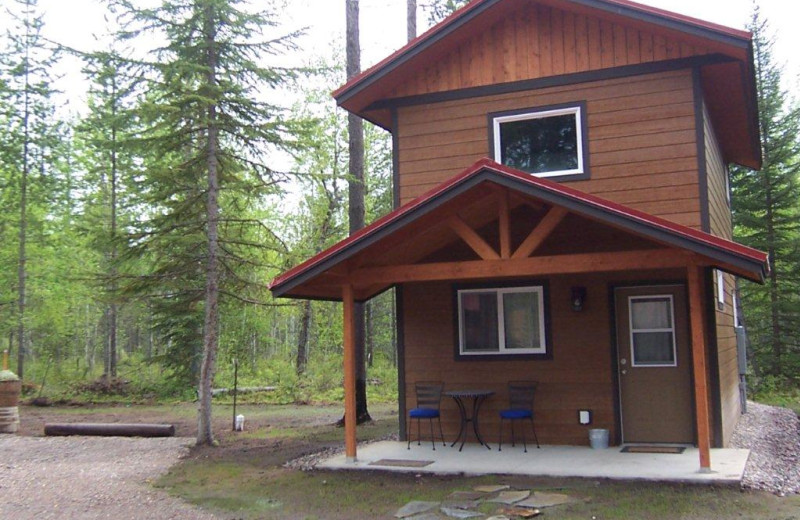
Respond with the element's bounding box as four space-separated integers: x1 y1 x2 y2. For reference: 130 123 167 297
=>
498 381 540 452
407 381 446 450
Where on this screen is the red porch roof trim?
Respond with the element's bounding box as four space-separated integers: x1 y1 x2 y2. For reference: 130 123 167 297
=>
332 0 752 105
270 159 768 298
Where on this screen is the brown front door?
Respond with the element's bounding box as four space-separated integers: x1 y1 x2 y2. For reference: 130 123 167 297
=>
614 285 694 444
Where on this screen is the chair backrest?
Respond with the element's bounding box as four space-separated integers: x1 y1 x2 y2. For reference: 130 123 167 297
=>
508 381 538 410
415 381 444 409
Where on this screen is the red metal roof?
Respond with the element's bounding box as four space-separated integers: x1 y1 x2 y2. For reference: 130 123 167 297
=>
333 0 751 102
270 158 767 294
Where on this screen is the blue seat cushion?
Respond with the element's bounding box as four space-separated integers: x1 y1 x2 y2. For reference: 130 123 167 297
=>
409 408 440 419
500 408 532 419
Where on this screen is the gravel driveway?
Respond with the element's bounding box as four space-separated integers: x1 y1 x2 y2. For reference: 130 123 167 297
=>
0 436 217 519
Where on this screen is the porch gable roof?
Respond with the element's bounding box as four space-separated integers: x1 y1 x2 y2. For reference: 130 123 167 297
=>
269 158 767 301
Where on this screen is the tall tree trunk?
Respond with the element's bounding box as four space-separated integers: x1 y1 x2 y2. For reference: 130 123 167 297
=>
296 300 311 375
366 301 374 368
198 3 220 447
346 0 370 424
17 5 31 380
108 65 119 378
764 177 781 375
407 0 416 41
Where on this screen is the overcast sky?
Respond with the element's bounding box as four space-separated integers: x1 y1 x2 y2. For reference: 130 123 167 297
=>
31 0 800 110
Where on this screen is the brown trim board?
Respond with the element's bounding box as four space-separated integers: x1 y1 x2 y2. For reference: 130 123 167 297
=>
693 67 711 233
703 267 724 447
391 108 400 210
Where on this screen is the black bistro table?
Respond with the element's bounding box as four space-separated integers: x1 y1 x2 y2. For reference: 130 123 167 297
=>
445 389 495 451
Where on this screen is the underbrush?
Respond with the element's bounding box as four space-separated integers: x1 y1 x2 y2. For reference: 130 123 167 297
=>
19 351 398 406
750 376 800 415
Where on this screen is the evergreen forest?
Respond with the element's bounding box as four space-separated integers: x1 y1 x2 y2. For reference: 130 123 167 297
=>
0 0 798 442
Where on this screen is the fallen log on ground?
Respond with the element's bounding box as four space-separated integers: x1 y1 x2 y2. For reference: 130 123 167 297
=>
44 423 175 437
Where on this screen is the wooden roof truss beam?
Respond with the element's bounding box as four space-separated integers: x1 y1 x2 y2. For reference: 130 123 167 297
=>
512 206 569 259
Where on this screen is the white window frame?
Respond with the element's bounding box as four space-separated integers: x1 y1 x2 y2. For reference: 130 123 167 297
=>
716 269 725 310
457 286 546 356
492 106 585 178
628 294 678 368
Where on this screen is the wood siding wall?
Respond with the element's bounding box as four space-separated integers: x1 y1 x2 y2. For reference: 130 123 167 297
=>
704 102 740 446
397 68 702 228
390 3 714 100
403 270 685 446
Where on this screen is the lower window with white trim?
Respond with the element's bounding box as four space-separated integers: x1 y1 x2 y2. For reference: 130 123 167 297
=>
456 283 550 359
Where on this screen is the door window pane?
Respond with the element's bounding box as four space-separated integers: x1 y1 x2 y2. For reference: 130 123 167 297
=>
632 331 675 365
631 298 672 329
503 291 541 350
460 292 499 352
629 295 676 367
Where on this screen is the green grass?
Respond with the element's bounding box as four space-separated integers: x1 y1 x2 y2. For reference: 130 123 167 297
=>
154 404 800 520
159 462 800 520
753 387 800 415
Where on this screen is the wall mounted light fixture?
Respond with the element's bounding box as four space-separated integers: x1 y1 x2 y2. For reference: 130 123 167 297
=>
571 286 587 311
578 409 592 425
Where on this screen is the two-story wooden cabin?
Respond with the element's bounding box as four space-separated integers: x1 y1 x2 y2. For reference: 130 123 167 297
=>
270 0 768 471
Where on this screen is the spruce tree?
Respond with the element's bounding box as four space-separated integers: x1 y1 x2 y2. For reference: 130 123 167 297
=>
112 0 297 445
731 8 800 383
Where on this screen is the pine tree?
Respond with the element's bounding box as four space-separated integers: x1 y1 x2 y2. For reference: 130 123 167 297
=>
112 0 298 445
77 47 142 379
0 0 60 379
731 8 800 383
424 0 469 25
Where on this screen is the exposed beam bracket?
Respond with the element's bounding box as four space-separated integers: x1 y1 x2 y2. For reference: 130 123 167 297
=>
512 206 569 259
447 215 500 260
498 190 511 259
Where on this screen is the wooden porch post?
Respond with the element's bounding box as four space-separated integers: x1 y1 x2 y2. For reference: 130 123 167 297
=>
687 265 712 471
342 284 358 462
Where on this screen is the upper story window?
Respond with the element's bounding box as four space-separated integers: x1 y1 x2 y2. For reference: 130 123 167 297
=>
490 102 589 180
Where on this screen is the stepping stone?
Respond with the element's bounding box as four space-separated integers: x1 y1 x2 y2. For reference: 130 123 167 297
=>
474 484 510 493
488 490 531 504
443 491 484 509
395 501 440 518
407 513 443 520
516 492 577 509
440 506 482 519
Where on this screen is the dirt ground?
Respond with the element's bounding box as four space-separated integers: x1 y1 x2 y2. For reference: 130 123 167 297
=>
6 402 800 520
3 401 396 519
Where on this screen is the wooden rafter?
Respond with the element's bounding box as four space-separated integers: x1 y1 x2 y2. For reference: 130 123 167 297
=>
447 215 500 260
512 206 569 259
350 249 694 287
498 189 511 259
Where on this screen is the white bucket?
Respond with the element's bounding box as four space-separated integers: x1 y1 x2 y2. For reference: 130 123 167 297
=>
235 414 245 431
589 428 609 449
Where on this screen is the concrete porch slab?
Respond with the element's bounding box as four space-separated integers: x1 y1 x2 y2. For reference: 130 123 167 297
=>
318 441 750 485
